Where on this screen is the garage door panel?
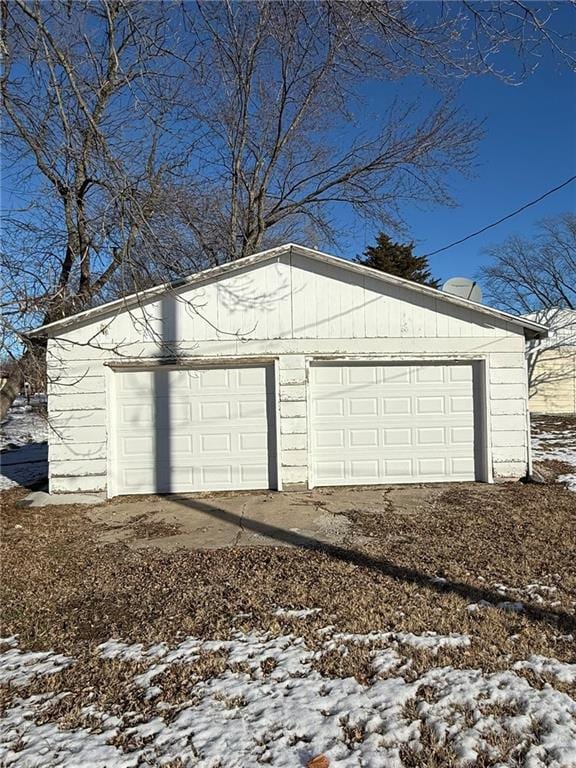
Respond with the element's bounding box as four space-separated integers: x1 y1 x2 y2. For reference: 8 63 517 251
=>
198 368 230 388
238 432 269 451
314 398 344 417
199 401 230 420
416 396 445 415
200 433 231 453
418 457 447 476
415 365 444 383
383 397 411 415
351 459 379 479
349 366 378 384
118 403 154 426
315 429 345 448
237 400 268 419
449 366 472 383
350 429 379 447
311 362 477 485
385 459 413 478
116 371 154 395
112 365 274 495
349 397 379 416
238 367 269 387
384 428 411 446
239 464 269 483
315 460 346 481
416 427 446 446
450 426 474 444
314 366 344 385
382 366 410 384
119 434 193 459
451 456 476 475
450 395 474 413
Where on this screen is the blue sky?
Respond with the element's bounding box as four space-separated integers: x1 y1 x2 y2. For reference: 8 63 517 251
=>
3 3 574 295
337 56 576 287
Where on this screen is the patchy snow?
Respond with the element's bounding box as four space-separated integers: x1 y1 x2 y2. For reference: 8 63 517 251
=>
498 601 525 613
513 656 576 685
467 599 524 614
324 630 471 652
558 473 576 492
466 600 493 613
1 627 575 767
274 607 322 619
532 420 576 492
0 396 48 490
0 637 72 685
471 580 573 612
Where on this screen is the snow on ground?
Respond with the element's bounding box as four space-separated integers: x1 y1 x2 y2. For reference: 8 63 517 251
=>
0 637 72 685
532 419 576 492
0 396 48 490
1 621 575 767
466 578 576 615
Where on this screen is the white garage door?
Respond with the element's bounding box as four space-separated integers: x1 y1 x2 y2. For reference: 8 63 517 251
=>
310 362 477 486
111 365 276 495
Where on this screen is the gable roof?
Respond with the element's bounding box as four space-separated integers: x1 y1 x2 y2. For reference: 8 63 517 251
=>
26 243 548 340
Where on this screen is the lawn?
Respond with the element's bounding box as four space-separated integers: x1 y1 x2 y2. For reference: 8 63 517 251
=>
0 416 575 766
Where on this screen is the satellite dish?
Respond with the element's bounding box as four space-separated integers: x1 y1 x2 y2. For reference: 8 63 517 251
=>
442 277 483 303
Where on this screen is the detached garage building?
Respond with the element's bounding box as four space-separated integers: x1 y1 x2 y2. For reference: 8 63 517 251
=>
27 244 547 496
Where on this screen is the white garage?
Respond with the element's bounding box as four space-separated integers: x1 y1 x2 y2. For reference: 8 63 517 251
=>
28 243 546 496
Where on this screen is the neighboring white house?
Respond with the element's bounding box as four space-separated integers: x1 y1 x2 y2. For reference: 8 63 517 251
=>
526 308 576 415
26 244 547 497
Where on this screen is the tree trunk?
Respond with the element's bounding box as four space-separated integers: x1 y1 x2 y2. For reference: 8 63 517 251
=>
0 368 22 420
0 346 45 419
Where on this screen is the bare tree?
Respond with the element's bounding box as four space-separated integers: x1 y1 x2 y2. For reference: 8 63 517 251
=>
2 0 575 416
479 213 576 395
176 0 576 261
480 213 576 314
1 0 195 413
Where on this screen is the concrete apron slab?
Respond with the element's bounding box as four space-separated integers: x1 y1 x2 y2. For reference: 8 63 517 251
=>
85 487 401 552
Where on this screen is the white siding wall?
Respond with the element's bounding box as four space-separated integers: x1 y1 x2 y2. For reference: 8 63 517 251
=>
46 253 530 493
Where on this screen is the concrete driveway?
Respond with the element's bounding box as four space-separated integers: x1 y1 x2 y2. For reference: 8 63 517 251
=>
86 485 441 552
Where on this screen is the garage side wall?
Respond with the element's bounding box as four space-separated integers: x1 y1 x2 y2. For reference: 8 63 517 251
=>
45 255 532 493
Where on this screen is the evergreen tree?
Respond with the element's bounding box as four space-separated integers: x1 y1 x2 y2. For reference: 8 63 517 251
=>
357 233 440 288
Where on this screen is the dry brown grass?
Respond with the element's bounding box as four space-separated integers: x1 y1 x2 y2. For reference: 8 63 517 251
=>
399 721 461 767
1 447 575 700
339 713 366 747
399 719 537 768
129 518 182 539
533 458 575 480
0 646 234 733
23 656 152 730
346 479 576 618
532 414 576 442
514 667 576 697
313 643 377 685
140 648 230 713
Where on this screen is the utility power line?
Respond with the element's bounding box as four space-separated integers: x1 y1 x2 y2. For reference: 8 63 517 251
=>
423 175 576 258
